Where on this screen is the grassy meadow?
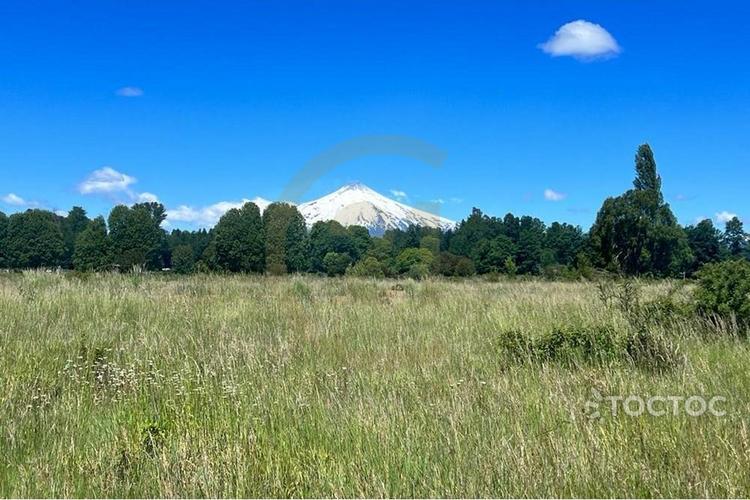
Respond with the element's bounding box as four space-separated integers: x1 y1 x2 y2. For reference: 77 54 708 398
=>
1 272 749 497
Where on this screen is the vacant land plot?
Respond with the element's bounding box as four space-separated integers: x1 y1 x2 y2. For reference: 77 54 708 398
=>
1 272 748 497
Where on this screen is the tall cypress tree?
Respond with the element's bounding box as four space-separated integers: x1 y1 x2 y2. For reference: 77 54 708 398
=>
633 143 662 196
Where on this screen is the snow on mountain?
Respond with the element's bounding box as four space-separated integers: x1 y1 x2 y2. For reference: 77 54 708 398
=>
297 183 455 235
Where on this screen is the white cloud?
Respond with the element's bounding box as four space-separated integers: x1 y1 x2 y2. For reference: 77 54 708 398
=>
1 193 42 208
55 210 69 217
79 167 136 195
539 20 621 60
2 193 27 206
544 188 567 201
116 86 144 97
167 199 252 227
390 189 407 200
136 192 159 203
431 198 445 205
715 211 740 224
78 166 158 205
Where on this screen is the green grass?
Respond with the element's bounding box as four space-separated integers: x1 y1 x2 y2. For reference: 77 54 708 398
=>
1 272 749 497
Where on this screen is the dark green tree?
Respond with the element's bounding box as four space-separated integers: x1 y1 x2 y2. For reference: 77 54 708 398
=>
263 203 304 275
516 216 545 274
323 251 351 276
589 144 692 276
284 211 309 273
214 202 265 272
61 206 90 268
722 217 747 257
108 203 167 271
309 220 357 272
685 219 722 273
545 222 585 266
0 211 7 268
6 209 65 268
171 244 195 274
347 225 372 259
633 144 662 195
73 216 112 271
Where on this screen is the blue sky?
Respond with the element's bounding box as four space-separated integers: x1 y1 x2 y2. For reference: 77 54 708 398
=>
1 1 748 229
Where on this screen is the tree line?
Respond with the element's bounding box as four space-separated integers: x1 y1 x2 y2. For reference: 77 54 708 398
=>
0 144 747 278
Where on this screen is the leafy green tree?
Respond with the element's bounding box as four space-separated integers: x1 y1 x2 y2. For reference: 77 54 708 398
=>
263 203 304 275
395 247 435 275
347 225 372 259
167 228 212 268
685 219 723 273
516 216 545 274
0 211 7 268
309 220 357 272
722 217 747 257
171 244 195 274
108 203 167 270
633 144 662 194
214 202 265 272
589 144 692 277
61 206 90 268
545 222 585 266
72 216 111 271
285 211 309 273
471 234 517 273
323 252 351 276
6 209 65 268
347 256 385 278
449 208 493 257
420 235 440 256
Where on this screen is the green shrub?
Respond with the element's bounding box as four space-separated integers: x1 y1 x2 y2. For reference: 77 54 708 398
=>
323 252 351 276
498 325 620 365
171 245 195 274
346 256 385 278
695 260 750 325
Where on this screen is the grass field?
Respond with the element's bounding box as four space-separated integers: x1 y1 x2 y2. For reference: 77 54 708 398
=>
1 272 749 497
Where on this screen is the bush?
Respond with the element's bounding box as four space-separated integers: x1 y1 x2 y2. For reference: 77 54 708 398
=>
497 324 680 371
406 263 430 280
171 245 195 274
347 256 385 278
323 252 351 276
498 325 620 365
695 260 750 325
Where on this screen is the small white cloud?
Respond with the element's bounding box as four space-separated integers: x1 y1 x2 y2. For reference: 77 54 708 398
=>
2 193 42 208
55 210 69 217
136 192 159 203
2 193 27 206
116 86 144 97
544 188 567 202
539 20 621 60
431 198 445 205
715 211 740 224
167 199 252 227
390 189 407 200
449 197 463 204
79 167 136 195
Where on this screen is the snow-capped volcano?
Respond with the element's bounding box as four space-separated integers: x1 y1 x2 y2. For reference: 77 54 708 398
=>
297 183 455 235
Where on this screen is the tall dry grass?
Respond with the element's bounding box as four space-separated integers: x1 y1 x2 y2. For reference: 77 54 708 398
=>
0 272 748 497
